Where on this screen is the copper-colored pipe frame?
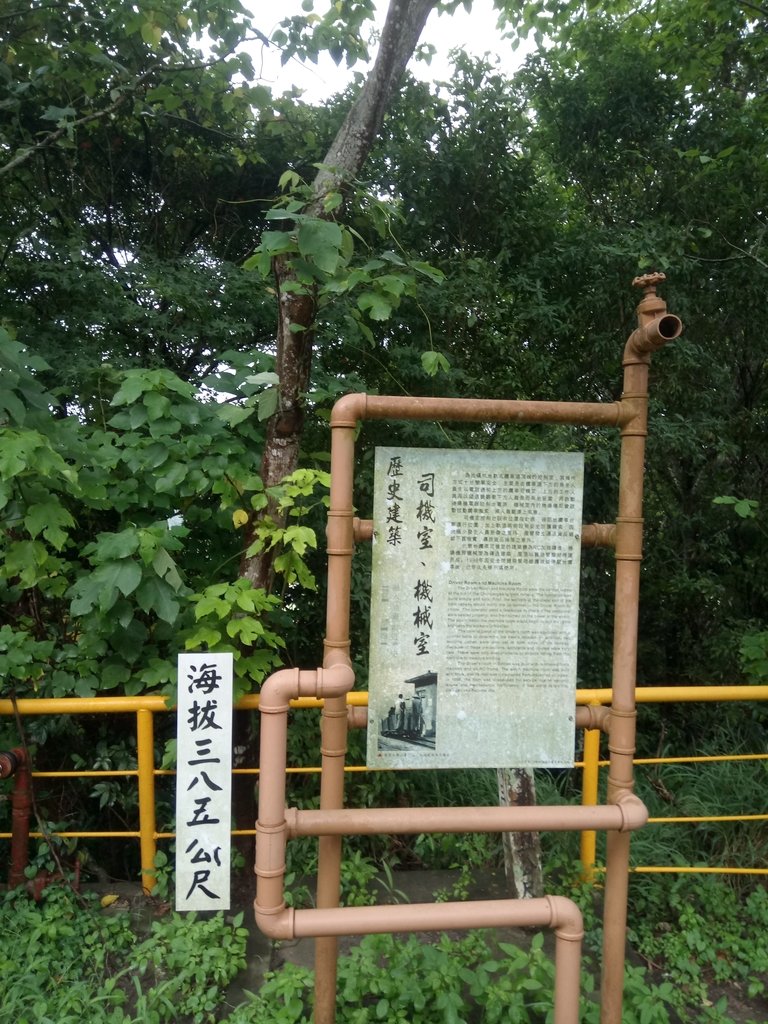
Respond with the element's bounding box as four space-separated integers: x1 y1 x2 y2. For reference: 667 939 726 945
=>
254 277 681 1024
256 665 585 1024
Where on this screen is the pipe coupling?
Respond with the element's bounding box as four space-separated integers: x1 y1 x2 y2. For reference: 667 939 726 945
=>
347 705 368 730
575 705 610 733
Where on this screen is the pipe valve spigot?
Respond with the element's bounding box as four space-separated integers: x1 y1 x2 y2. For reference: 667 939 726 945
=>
632 271 667 296
625 271 683 361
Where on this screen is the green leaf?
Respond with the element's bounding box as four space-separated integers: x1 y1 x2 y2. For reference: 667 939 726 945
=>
278 169 302 191
357 291 393 321
421 350 451 376
217 403 255 426
102 661 130 689
99 559 142 599
141 21 162 48
155 462 188 493
411 260 445 282
297 219 343 274
41 104 76 122
283 525 317 557
226 618 264 643
151 547 184 591
111 375 149 406
376 273 408 297
0 388 26 424
246 371 280 388
136 576 180 623
70 559 140 614
141 442 172 470
95 529 140 560
185 626 223 650
258 388 279 421
24 501 75 550
259 231 297 256
734 499 758 519
144 391 172 421
323 191 343 213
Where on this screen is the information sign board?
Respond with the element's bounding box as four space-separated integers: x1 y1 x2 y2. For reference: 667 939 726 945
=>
366 448 584 770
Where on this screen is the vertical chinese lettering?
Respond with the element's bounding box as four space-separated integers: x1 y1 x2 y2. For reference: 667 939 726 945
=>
176 653 233 911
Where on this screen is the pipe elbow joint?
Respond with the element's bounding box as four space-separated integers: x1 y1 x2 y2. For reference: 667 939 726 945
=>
616 792 649 832
625 314 683 361
546 894 584 942
331 393 367 428
259 668 302 714
259 663 354 712
254 902 295 941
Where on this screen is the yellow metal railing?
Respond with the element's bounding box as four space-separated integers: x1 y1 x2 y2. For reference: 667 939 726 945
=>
577 686 768 881
1 686 767 892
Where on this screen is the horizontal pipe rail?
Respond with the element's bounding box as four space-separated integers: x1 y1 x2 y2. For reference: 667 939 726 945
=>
287 798 648 837
332 392 625 428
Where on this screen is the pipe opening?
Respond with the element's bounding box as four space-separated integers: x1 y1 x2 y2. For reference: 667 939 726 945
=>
0 749 21 778
656 314 682 340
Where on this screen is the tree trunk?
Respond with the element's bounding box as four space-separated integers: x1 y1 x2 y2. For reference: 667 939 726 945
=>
233 0 438 900
496 767 544 899
241 0 437 592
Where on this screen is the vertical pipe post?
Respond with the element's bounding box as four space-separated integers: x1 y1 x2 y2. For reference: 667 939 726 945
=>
600 274 679 1024
580 719 601 884
136 708 157 894
315 398 360 1024
1 748 31 888
600 366 646 1024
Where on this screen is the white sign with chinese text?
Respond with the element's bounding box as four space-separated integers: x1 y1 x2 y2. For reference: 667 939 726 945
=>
366 448 584 770
175 653 233 911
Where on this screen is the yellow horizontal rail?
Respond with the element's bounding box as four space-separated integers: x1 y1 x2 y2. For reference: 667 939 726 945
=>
0 831 141 839
648 814 768 824
32 770 138 778
577 685 768 704
0 692 371 716
631 866 768 875
2 684 768 718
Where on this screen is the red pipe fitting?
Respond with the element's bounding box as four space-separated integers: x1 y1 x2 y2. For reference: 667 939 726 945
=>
0 747 31 888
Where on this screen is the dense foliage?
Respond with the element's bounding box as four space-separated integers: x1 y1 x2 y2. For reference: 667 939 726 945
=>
4 874 766 1024
0 885 249 1023
1 0 768 942
3 0 767 694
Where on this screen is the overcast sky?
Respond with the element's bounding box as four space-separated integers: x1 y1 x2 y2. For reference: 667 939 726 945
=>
256 0 530 101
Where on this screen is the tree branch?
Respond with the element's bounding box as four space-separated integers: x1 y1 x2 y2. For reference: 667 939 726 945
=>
309 0 437 210
0 68 157 178
738 0 768 19
0 41 258 178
